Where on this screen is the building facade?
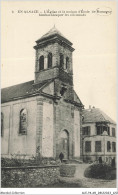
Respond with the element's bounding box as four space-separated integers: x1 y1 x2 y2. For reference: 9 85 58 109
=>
1 26 83 160
82 107 116 164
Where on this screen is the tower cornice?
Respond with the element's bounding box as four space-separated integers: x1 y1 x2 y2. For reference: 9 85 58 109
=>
34 35 75 52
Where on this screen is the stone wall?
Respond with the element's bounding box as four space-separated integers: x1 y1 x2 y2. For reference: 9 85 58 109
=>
34 41 73 84
54 98 81 160
1 165 59 188
35 67 59 83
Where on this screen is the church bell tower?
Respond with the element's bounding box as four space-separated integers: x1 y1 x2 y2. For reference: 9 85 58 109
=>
34 26 75 101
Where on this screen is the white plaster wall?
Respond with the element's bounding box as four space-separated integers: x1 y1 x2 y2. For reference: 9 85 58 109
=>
1 105 10 155
74 110 80 157
10 99 37 156
1 97 37 158
83 135 116 156
42 102 54 157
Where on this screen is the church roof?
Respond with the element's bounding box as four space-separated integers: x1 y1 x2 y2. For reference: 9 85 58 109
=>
1 80 49 103
82 108 116 124
1 79 83 107
36 26 72 45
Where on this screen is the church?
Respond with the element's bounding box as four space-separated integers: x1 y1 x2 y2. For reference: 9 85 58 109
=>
1 26 84 160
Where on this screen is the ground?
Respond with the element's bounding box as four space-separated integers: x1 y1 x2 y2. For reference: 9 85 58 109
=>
43 163 117 188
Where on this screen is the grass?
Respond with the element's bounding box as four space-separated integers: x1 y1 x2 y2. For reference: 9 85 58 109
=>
35 180 83 188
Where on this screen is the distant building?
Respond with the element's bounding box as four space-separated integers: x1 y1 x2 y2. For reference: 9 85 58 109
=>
1 26 83 160
82 107 116 164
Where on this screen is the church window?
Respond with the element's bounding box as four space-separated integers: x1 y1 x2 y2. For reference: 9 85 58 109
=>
85 141 91 152
48 53 52 68
66 57 69 69
1 112 4 137
19 109 27 134
39 55 44 70
60 53 64 69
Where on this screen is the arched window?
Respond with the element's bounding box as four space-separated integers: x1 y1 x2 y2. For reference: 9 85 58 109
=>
60 53 64 69
1 112 4 137
66 57 69 70
19 109 27 134
48 53 52 68
39 55 44 71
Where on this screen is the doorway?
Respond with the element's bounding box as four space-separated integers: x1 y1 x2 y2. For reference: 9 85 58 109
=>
60 130 69 159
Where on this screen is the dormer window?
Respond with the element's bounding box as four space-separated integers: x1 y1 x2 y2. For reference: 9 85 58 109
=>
96 123 110 135
39 55 44 70
60 53 64 69
48 53 52 68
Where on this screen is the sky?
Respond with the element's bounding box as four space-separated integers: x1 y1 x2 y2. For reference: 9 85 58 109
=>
1 1 116 121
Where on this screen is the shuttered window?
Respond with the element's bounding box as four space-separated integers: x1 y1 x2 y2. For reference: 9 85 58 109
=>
107 141 111 152
112 142 116 152
112 128 115 137
82 126 91 135
95 141 101 152
85 141 91 152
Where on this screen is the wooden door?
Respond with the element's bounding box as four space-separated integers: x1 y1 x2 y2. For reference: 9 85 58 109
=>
59 130 69 159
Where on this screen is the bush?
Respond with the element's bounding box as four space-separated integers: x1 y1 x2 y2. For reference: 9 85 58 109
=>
1 158 24 167
84 162 116 180
1 157 60 167
60 164 76 177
